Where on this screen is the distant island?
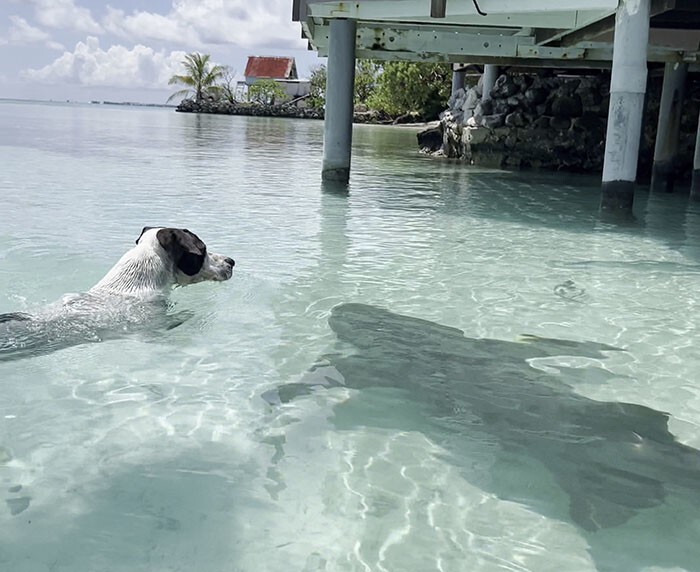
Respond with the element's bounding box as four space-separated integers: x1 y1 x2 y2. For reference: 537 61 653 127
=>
89 100 176 108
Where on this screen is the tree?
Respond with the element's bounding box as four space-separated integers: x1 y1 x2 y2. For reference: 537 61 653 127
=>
219 66 239 104
248 79 287 106
167 52 225 103
307 61 378 110
354 60 380 105
368 62 451 120
308 65 326 109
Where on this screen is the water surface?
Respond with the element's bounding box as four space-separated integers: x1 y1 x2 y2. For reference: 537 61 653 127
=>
1 100 700 572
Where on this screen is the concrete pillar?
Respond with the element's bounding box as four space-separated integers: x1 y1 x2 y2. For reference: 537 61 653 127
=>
452 66 466 96
651 62 688 192
691 110 700 200
600 0 650 214
322 18 357 183
482 65 499 100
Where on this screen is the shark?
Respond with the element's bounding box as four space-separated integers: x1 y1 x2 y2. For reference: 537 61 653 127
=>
266 303 700 571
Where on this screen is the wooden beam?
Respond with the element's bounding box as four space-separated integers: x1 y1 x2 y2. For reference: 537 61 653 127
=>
308 1 610 29
559 14 615 46
555 0 676 46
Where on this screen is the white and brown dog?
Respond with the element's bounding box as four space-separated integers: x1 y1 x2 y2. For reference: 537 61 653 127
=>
0 227 234 360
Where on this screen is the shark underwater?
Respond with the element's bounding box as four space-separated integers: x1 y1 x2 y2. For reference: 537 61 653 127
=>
266 303 700 571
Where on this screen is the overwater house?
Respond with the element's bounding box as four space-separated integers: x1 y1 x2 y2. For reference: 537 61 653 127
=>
237 56 311 103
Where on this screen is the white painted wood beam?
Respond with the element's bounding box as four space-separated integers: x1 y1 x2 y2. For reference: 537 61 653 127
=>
307 1 615 29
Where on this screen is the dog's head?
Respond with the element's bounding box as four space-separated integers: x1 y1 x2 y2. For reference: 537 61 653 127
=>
136 227 234 286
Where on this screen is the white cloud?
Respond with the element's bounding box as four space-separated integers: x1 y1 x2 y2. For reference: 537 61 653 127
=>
103 6 199 46
46 40 66 51
22 36 187 89
27 0 102 34
102 0 304 50
6 15 65 50
8 15 49 43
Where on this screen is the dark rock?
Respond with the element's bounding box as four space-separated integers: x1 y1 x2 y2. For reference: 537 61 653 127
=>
506 95 524 108
550 116 572 131
427 71 699 179
474 99 493 116
490 75 519 99
505 112 526 127
175 98 326 120
561 79 581 95
573 111 605 133
416 125 443 154
597 95 610 117
480 114 506 129
524 87 547 106
493 99 511 115
551 95 583 118
513 74 533 91
532 116 551 129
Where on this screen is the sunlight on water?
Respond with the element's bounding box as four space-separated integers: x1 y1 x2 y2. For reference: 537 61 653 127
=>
1 101 700 572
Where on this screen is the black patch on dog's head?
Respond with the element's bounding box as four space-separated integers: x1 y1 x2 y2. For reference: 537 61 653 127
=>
156 228 207 276
136 226 158 244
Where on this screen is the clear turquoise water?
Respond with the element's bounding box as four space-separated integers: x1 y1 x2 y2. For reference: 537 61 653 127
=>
1 100 700 572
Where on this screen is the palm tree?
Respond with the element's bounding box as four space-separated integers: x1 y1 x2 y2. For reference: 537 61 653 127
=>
167 52 225 103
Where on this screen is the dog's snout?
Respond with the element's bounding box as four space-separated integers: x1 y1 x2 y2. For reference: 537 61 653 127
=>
224 257 235 267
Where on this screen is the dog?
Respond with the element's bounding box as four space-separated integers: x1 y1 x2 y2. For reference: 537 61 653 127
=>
0 227 234 361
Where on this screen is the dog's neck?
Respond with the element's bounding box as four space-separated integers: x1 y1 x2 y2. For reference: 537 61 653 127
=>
90 247 173 296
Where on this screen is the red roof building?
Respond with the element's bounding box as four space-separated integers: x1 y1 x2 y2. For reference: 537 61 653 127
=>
243 56 298 85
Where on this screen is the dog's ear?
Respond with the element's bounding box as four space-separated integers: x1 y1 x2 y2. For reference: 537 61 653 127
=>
156 228 207 276
136 226 157 244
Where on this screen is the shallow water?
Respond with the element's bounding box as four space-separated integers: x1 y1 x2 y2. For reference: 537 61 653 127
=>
1 100 700 572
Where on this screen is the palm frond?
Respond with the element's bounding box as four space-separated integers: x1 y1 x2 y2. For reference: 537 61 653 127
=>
169 52 225 102
166 89 192 103
168 74 196 87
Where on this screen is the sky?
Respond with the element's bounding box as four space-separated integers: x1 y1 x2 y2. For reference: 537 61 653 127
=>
0 0 326 104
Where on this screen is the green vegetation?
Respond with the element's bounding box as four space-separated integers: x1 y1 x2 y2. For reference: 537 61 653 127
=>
169 52 451 121
248 79 288 106
309 60 450 120
367 62 451 119
167 52 225 103
354 60 381 104
308 65 327 109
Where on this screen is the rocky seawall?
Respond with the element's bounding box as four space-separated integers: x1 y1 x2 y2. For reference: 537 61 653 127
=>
175 99 412 124
176 98 324 119
419 72 699 181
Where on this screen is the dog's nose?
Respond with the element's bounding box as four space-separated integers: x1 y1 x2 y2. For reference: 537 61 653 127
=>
224 257 235 267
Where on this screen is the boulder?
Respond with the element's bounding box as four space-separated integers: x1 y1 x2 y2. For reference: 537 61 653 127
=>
505 112 526 127
490 75 520 99
551 95 583 118
524 87 547 106
480 113 506 129
532 116 551 129
462 88 480 114
550 116 572 131
474 99 494 116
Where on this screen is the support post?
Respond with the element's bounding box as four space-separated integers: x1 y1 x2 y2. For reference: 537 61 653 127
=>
322 18 357 183
482 64 499 100
691 111 700 201
651 62 687 192
600 0 650 214
451 65 466 96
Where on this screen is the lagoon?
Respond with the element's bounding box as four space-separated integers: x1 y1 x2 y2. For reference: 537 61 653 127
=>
1 100 699 571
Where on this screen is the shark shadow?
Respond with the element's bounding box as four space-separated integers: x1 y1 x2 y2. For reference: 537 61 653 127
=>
265 303 700 571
